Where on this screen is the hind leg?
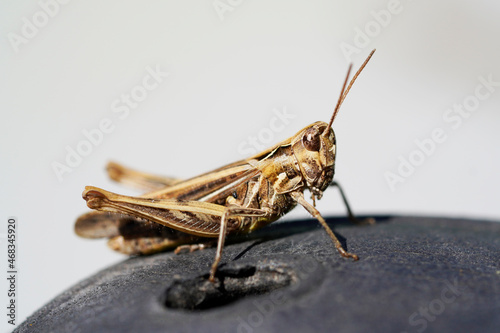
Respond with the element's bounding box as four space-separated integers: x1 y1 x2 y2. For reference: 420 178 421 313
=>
174 240 217 254
108 234 201 255
330 181 375 225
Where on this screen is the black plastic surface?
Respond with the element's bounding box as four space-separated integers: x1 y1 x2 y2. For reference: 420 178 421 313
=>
15 216 500 333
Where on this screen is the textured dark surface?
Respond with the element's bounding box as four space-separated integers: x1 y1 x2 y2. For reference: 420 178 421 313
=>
16 216 500 333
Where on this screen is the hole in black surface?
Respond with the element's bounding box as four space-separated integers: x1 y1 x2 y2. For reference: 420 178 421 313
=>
162 264 293 311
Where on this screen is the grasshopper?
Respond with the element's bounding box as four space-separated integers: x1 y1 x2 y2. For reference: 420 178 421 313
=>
75 50 375 282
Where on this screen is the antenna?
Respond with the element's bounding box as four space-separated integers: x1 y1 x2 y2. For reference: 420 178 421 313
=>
323 49 376 136
324 64 352 135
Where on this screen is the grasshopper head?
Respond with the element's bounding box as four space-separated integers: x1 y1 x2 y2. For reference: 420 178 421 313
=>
291 121 336 199
290 49 375 199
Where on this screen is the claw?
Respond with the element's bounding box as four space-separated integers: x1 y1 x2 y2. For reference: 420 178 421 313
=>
337 247 359 261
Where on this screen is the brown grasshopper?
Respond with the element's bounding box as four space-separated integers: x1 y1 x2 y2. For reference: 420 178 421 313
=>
75 50 375 282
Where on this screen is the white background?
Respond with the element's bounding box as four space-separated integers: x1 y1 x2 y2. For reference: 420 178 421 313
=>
1 0 499 330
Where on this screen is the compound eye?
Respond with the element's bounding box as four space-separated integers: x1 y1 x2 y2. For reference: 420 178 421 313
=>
302 128 321 151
